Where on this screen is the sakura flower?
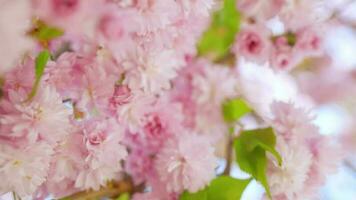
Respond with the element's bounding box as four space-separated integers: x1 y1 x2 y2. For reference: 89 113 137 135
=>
44 133 85 198
0 142 53 199
193 114 227 143
268 102 342 199
155 133 217 193
109 84 132 110
45 52 90 100
132 0 179 34
125 97 183 152
32 0 103 38
268 138 312 200
117 91 155 132
233 25 272 64
124 48 183 94
177 0 214 17
75 118 127 191
192 62 237 107
237 59 313 117
270 101 318 142
125 149 154 185
302 136 344 198
237 0 285 22
0 0 347 199
295 26 324 58
78 62 118 114
0 86 71 144
46 51 120 115
96 8 138 60
280 0 329 30
3 58 35 94
140 102 183 152
270 47 297 71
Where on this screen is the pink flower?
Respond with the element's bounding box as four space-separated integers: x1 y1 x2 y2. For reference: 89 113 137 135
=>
234 25 272 64
131 0 179 34
125 149 154 185
155 133 217 193
177 0 214 17
237 0 285 22
96 8 138 60
109 84 132 109
270 48 296 71
192 62 237 107
123 97 183 153
280 0 329 31
32 0 104 37
123 48 184 94
270 101 318 142
74 118 127 190
295 26 324 58
0 86 72 144
51 0 80 17
78 62 118 114
302 136 343 197
46 51 120 115
236 59 309 117
268 137 312 199
116 91 155 132
268 102 342 199
45 52 89 100
3 58 35 94
0 142 53 199
270 36 298 71
44 133 85 198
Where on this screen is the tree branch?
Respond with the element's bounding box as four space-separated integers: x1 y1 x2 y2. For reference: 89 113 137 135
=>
223 132 234 175
61 178 134 200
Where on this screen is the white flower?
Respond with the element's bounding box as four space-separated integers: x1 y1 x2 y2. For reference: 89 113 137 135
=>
268 138 312 199
1 86 72 144
193 64 237 107
270 101 319 141
155 133 217 193
0 142 53 198
237 58 313 117
117 92 155 132
75 119 128 191
178 0 214 17
124 49 183 94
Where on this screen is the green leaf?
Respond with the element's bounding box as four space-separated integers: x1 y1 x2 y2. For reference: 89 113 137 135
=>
117 192 130 200
197 0 241 61
26 50 50 101
234 127 282 198
35 50 50 79
36 26 64 41
180 176 251 200
208 176 251 200
222 98 252 123
180 188 208 200
31 21 64 42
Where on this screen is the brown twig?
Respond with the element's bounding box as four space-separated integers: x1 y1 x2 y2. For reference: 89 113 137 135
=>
62 178 135 200
223 129 234 175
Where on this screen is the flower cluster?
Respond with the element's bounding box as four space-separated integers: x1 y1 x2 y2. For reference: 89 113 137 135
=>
0 0 350 200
